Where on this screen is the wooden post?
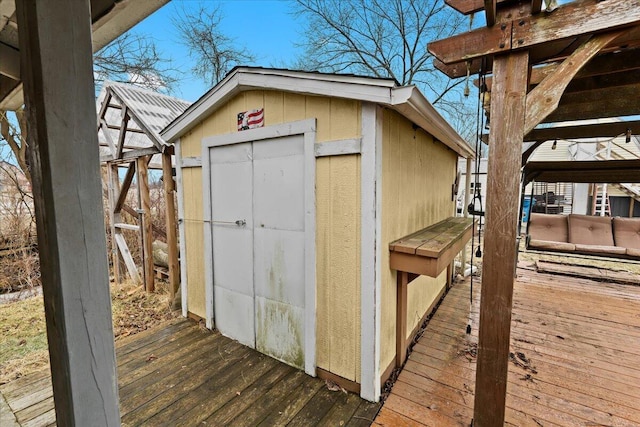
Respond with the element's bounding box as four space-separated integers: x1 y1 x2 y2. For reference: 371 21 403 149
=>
137 156 154 292
107 163 124 283
473 51 529 427
16 0 120 424
630 198 635 218
395 271 409 367
162 151 180 297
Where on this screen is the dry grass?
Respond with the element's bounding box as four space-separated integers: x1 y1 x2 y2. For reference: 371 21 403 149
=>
0 279 177 385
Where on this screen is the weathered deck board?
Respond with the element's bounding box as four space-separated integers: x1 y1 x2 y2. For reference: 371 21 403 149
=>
374 266 640 426
0 319 381 426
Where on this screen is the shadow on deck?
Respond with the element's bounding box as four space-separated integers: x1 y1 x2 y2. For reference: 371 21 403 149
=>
1 319 380 426
375 262 640 426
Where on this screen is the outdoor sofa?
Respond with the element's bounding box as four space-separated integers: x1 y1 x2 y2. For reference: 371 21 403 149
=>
526 213 640 259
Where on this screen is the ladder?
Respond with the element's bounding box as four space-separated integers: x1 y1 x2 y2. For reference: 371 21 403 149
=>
592 183 611 216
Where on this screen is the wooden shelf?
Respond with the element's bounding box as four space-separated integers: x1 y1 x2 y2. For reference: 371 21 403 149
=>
389 216 475 368
389 216 474 277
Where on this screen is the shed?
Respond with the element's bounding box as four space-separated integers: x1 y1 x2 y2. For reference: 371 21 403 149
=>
161 67 473 401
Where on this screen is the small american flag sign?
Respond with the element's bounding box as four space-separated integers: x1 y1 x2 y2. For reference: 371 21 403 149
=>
237 108 264 131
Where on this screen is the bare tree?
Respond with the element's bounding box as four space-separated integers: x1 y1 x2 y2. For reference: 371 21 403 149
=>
294 0 477 141
94 32 178 92
172 4 256 86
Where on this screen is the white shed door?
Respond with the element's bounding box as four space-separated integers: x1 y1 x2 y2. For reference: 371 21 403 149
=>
209 135 307 369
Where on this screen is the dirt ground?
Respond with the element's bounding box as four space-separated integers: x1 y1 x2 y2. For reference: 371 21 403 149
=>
0 280 178 385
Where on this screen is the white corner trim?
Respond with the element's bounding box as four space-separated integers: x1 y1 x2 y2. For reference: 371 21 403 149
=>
201 119 317 376
180 156 202 168
201 142 214 329
303 123 318 377
174 139 189 319
360 102 381 402
314 138 362 157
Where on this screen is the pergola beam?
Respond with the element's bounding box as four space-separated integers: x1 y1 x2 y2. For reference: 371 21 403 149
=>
480 49 640 91
445 0 508 15
524 120 640 143
524 30 622 134
429 0 640 65
16 0 119 424
484 0 496 27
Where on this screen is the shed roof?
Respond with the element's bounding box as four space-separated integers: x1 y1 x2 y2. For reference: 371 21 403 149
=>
97 81 190 165
161 67 474 158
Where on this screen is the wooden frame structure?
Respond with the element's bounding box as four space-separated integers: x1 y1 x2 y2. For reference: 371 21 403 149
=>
97 82 189 297
429 0 640 425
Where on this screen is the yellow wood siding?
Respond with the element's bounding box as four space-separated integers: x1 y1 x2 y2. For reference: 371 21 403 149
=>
379 109 458 374
178 90 362 382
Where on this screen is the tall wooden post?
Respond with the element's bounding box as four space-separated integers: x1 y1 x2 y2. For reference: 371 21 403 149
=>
107 163 124 283
137 156 155 292
162 151 180 298
473 51 529 427
16 0 120 425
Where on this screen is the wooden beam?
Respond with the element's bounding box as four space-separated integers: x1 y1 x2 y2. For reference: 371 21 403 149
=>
484 0 496 27
545 92 640 123
395 271 409 368
482 49 640 91
116 107 129 159
527 120 640 142
428 20 512 65
114 222 140 231
105 122 146 134
524 31 622 134
16 0 120 424
531 0 543 14
114 161 135 214
100 146 160 163
137 156 154 292
162 152 179 297
99 118 118 156
106 164 123 283
114 233 141 283
444 0 508 15
0 41 20 80
473 50 529 427
429 0 640 65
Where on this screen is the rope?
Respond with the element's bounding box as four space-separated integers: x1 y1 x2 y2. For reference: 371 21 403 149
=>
467 65 487 335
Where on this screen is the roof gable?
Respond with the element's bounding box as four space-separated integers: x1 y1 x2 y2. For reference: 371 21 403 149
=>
161 67 473 158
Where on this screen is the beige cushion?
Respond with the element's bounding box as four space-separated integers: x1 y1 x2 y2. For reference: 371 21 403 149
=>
626 247 640 257
528 213 569 242
528 239 575 252
574 244 627 255
568 214 614 246
613 217 640 249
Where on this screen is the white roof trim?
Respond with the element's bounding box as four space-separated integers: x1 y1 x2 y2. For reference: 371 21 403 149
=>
391 86 474 158
162 68 473 158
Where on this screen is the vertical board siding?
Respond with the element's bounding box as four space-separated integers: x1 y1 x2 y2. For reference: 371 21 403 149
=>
178 90 362 382
183 167 206 318
380 109 458 372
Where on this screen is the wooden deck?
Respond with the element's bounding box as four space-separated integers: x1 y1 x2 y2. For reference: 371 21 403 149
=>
375 263 640 426
0 319 380 426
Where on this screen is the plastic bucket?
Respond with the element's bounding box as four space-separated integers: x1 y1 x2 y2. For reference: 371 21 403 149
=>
522 197 532 222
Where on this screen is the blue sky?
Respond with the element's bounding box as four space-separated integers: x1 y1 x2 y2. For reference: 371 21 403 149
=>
133 0 303 102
